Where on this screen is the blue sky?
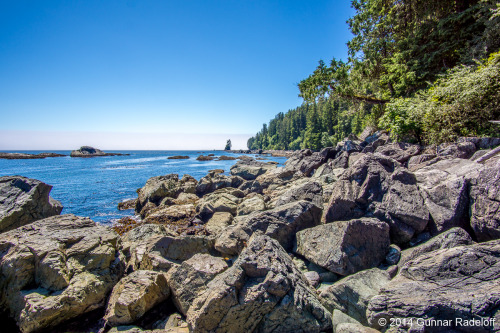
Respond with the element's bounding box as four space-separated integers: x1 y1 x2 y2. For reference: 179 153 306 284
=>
0 0 354 149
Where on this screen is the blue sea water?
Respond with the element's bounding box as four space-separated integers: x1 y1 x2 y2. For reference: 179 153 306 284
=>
0 150 287 224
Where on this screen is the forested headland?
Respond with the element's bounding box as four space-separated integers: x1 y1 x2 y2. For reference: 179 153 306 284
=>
248 0 500 150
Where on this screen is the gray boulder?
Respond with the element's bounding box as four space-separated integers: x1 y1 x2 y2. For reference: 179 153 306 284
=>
367 240 500 332
230 160 276 180
470 163 500 241
437 141 477 159
237 194 266 216
196 173 244 196
205 212 233 236
196 192 240 219
136 174 197 213
0 214 124 333
374 142 421 163
324 153 429 244
138 235 216 272
104 270 170 326
186 234 332 332
415 158 484 234
0 176 63 233
294 218 390 276
319 268 392 325
399 227 474 268
284 150 327 177
275 180 323 208
215 200 322 256
168 254 228 315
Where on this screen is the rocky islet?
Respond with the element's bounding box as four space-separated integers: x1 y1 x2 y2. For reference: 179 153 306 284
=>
0 134 500 332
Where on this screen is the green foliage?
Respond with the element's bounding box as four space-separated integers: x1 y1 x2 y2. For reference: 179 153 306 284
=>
249 1 500 149
380 51 500 143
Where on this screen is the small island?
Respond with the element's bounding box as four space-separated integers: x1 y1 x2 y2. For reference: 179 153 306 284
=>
70 146 129 158
0 152 66 159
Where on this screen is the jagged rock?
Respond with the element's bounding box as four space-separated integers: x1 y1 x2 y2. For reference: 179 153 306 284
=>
196 192 240 219
437 141 477 159
138 235 216 272
0 214 124 333
332 310 363 332
330 151 350 168
295 218 390 276
237 194 266 216
336 139 362 153
374 142 421 163
304 271 320 288
104 270 170 326
398 227 474 268
168 254 228 315
361 134 390 154
205 212 233 236
186 234 332 332
470 163 500 241
337 323 380 333
284 150 327 177
136 174 197 213
171 193 199 205
215 200 322 256
367 240 500 332
145 204 196 223
0 176 63 233
319 268 391 325
414 158 483 234
407 154 437 171
230 160 276 180
323 153 429 244
274 180 323 208
256 167 297 190
195 173 244 196
238 179 264 195
118 198 137 210
384 244 401 266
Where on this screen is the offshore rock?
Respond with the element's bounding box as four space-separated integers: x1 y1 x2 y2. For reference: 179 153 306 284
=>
186 234 332 332
70 146 127 157
0 176 63 233
0 214 124 333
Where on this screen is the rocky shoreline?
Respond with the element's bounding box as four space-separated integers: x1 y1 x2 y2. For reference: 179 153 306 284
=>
0 132 499 332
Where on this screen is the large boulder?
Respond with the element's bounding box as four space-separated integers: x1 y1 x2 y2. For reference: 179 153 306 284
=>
256 167 297 190
284 150 327 177
324 153 429 244
186 234 332 332
294 218 390 276
437 141 477 159
136 174 197 213
319 268 392 325
414 158 483 234
367 240 500 332
168 254 228 315
398 227 474 268
0 176 63 233
104 270 170 326
470 163 500 241
195 173 244 196
374 142 421 163
230 160 276 180
205 212 234 236
137 235 216 272
0 214 124 333
274 180 323 208
144 203 196 223
237 194 266 216
195 192 240 219
215 200 322 256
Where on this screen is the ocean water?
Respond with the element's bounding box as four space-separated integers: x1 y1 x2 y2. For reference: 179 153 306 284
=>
0 150 287 224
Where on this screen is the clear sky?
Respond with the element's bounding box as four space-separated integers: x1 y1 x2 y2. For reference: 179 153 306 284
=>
0 0 354 150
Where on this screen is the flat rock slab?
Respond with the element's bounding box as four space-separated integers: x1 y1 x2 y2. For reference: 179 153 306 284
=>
295 218 390 276
368 240 500 332
0 214 124 333
0 176 63 233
